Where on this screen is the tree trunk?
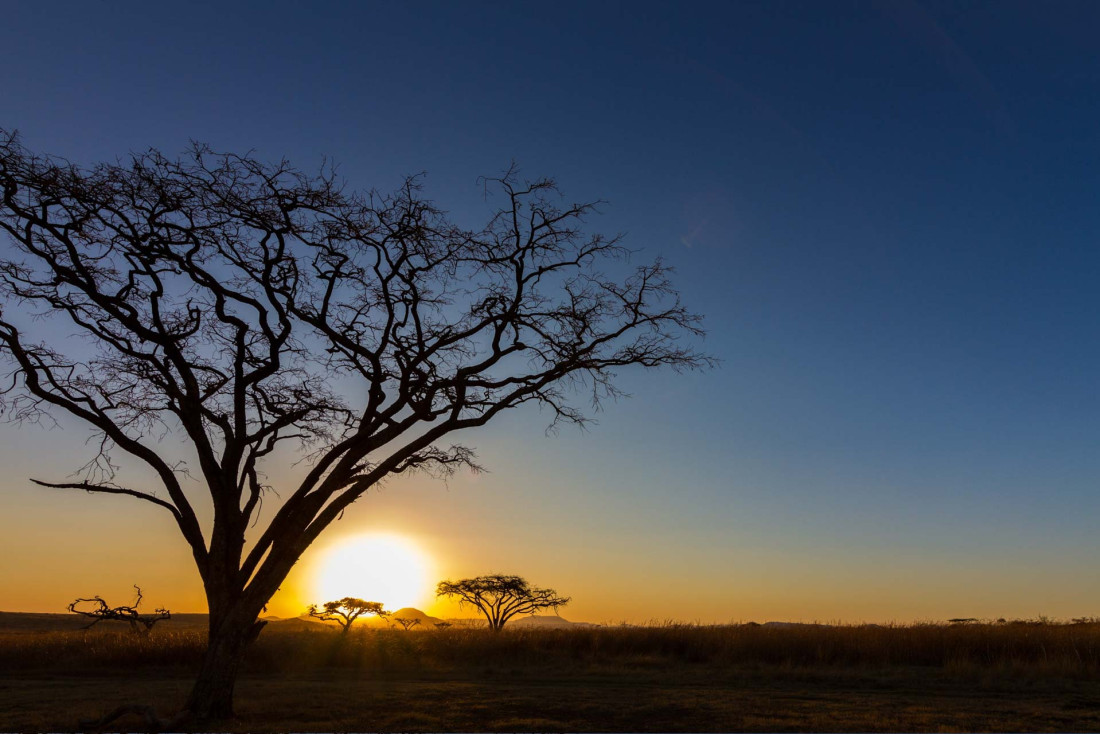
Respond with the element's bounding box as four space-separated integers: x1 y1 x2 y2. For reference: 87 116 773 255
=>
184 614 264 719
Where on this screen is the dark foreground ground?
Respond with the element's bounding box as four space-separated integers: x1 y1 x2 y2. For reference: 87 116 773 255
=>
6 667 1100 732
4 614 1100 731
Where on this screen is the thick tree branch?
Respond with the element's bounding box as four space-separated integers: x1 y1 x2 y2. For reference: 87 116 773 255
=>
31 478 182 519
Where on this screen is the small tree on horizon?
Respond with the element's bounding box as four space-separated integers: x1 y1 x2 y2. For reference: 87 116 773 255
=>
391 616 421 631
307 598 388 633
436 574 570 631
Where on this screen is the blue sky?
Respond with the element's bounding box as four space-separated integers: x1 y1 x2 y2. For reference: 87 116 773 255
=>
2 1 1099 621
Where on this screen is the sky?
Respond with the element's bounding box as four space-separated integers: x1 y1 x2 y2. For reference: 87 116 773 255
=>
2 0 1100 624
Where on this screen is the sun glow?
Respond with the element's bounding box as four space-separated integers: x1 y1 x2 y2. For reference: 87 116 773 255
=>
312 534 433 611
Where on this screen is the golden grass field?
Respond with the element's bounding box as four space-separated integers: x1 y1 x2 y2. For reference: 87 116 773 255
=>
4 613 1100 731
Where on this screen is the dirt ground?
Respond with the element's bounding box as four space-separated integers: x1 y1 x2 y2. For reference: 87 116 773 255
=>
5 666 1100 732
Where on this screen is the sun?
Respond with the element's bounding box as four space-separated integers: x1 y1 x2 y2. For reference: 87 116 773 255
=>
312 534 433 611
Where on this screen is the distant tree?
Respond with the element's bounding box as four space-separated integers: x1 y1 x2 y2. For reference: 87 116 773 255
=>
0 131 709 720
68 585 170 635
436 574 570 631
391 616 421 631
434 621 453 629
307 597 388 633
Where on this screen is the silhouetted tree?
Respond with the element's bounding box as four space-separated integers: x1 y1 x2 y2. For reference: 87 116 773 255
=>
0 130 709 720
437 574 570 631
68 585 170 634
307 597 388 633
391 616 421 631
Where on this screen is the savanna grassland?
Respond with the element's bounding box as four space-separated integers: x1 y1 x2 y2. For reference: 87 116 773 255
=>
4 613 1100 732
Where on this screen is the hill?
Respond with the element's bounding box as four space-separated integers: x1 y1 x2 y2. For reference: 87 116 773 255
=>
388 607 445 627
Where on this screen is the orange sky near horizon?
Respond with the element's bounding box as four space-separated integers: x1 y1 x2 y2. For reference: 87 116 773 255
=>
3 407 1098 626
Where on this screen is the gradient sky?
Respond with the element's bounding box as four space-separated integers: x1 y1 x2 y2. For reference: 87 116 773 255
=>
2 0 1100 624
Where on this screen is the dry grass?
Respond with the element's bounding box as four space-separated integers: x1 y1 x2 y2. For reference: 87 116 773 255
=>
6 619 1100 674
4 619 1100 731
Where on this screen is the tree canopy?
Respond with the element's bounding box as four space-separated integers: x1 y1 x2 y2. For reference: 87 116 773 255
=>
437 574 570 631
0 129 709 719
307 597 388 632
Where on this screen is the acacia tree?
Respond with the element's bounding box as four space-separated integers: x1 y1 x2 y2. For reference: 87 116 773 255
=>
307 597 388 633
0 130 709 720
437 574 570 631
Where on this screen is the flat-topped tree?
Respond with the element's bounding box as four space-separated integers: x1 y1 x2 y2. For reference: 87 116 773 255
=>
307 598 388 633
0 130 710 721
437 574 570 631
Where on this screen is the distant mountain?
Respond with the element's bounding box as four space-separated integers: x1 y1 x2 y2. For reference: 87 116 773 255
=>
385 607 446 628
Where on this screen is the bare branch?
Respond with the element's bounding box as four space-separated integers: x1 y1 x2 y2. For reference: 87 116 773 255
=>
67 585 171 634
31 479 181 520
